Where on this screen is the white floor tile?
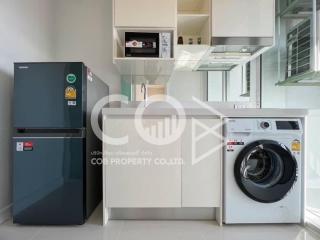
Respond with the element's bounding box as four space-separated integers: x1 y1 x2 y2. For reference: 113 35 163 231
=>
208 225 305 240
0 220 44 240
1 208 319 240
117 220 210 240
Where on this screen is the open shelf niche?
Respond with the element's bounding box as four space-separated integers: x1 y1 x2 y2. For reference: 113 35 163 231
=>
177 0 211 45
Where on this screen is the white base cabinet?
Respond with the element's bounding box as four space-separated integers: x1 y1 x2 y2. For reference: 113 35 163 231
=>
181 118 222 207
103 116 222 224
104 118 181 208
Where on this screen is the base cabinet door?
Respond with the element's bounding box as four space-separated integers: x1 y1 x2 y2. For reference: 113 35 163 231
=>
181 118 222 207
104 117 181 208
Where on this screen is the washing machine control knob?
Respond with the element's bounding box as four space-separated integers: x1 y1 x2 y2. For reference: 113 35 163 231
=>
260 121 270 129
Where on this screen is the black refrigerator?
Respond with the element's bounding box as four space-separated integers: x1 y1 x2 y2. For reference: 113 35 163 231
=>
12 62 109 225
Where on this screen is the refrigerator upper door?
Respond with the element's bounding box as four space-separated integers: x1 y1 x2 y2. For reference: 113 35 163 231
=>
14 62 86 129
13 137 85 225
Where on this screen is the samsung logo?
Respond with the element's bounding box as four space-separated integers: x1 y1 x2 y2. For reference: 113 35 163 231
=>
18 66 29 69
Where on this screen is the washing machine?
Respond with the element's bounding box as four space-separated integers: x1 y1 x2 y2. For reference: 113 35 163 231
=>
223 118 303 224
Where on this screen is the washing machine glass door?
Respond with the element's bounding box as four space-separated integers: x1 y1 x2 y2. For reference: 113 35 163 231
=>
234 140 297 203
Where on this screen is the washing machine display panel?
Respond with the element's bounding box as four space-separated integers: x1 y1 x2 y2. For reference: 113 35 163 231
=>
276 121 300 130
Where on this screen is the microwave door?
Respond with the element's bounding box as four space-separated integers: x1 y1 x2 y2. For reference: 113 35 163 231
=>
125 32 159 58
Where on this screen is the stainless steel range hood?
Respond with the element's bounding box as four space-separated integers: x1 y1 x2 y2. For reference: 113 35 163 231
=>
192 0 276 71
197 37 274 71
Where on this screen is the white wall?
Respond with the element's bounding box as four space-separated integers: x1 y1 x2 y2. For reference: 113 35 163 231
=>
0 0 121 223
208 72 223 101
53 0 120 95
285 87 320 109
261 9 320 109
167 71 207 101
261 47 287 108
0 0 56 223
262 45 320 109
306 110 320 212
262 51 320 109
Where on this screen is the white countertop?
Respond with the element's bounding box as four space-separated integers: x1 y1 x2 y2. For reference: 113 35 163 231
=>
103 107 308 118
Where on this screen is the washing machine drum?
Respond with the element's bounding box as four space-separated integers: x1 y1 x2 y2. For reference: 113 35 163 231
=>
234 140 298 203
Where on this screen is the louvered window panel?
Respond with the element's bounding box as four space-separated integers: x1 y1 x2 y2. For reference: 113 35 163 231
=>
286 19 311 79
246 62 251 94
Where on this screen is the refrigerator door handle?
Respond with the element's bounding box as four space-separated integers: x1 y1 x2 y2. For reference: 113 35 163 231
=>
13 128 86 138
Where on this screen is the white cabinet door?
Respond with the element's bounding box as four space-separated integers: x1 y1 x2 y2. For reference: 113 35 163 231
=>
104 117 181 208
212 0 275 37
114 0 177 28
181 118 222 207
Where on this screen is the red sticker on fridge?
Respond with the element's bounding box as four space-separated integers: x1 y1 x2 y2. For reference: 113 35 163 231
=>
23 142 34 151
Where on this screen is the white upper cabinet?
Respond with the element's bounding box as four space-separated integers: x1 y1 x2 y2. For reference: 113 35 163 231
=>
211 0 275 37
114 0 177 28
112 0 275 74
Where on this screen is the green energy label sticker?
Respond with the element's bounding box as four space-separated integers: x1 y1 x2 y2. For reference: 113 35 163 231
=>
66 74 77 84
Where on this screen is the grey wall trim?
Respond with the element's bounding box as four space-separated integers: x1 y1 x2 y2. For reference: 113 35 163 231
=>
109 208 216 220
222 71 229 102
0 204 12 224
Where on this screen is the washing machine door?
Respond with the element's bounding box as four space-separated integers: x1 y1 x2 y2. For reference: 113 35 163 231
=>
234 140 297 203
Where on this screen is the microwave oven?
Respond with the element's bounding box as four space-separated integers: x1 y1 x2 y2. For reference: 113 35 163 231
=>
125 32 171 58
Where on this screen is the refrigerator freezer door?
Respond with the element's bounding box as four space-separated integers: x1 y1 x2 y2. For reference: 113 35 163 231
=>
13 62 85 129
13 137 85 225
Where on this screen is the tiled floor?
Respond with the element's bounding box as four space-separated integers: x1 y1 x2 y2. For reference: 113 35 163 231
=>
0 207 319 240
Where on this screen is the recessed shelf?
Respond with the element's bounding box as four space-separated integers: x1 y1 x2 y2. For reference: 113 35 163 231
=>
177 13 210 45
178 0 211 14
178 14 209 34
